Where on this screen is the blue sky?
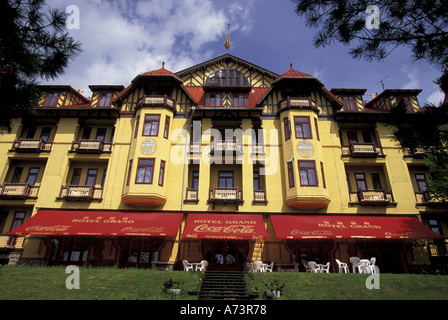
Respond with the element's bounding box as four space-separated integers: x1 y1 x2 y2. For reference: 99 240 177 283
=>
45 0 445 105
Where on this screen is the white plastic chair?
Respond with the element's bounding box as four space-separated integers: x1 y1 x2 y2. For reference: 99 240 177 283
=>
264 262 274 272
320 262 330 273
359 259 372 274
246 262 254 272
253 260 264 272
182 260 193 271
303 263 311 272
197 260 208 272
335 259 349 273
349 257 360 273
369 257 377 274
308 261 320 273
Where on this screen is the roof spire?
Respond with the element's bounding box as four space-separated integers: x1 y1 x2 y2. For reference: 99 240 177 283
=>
162 62 165 69
290 63 293 70
224 24 230 52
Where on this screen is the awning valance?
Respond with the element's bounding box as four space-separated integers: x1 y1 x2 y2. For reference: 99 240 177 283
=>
8 210 183 237
182 213 269 240
271 215 445 240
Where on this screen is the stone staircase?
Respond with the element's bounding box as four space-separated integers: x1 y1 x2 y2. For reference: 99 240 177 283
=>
198 271 258 300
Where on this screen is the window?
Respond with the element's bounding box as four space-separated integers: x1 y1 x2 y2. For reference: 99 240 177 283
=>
283 117 291 141
428 219 442 234
294 117 312 139
287 162 295 188
101 169 107 187
415 174 428 192
143 115 160 136
206 93 221 107
205 68 249 87
44 93 58 107
218 172 234 188
362 131 372 143
99 93 112 107
85 169 98 186
320 162 326 189
397 96 413 111
232 93 248 107
298 161 317 186
136 159 155 184
163 116 170 139
11 167 23 183
192 171 199 190
253 172 260 190
355 173 367 190
71 168 82 185
158 160 166 186
134 116 140 138
82 127 92 140
25 127 37 139
126 160 133 186
26 168 39 185
342 96 357 111
40 127 52 142
314 118 320 141
96 128 107 141
371 173 382 190
11 212 26 230
347 131 358 144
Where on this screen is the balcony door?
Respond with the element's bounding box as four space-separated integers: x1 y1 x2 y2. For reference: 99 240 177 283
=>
218 171 234 188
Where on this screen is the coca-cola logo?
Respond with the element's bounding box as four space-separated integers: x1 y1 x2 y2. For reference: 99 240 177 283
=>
291 230 332 237
121 226 164 234
193 224 255 234
26 225 71 232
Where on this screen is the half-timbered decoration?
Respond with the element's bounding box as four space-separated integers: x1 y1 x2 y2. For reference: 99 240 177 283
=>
0 54 445 273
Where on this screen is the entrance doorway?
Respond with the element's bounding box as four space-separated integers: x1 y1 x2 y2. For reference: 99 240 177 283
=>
203 240 248 271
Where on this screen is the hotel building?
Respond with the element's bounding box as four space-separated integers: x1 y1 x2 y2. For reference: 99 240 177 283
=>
1 54 445 273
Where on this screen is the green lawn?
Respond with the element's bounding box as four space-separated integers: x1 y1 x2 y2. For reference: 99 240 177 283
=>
1 265 448 300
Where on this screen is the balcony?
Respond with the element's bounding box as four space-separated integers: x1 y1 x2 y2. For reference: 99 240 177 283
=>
137 94 176 110
189 143 201 154
0 234 26 249
70 139 112 154
341 143 383 158
208 186 243 210
403 147 425 158
58 185 103 201
184 188 199 203
253 189 267 204
11 139 52 153
278 97 319 112
349 189 395 206
415 192 446 207
0 183 39 199
210 140 243 155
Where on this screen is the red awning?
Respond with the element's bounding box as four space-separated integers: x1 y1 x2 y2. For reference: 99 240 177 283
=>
271 215 445 240
8 210 183 237
182 213 269 240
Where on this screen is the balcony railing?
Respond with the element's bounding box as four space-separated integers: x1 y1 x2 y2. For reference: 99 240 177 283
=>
349 189 395 206
341 143 383 157
137 94 176 110
253 189 267 204
184 188 199 203
415 192 446 207
189 143 201 154
403 148 425 158
58 185 103 201
0 234 26 249
11 138 52 153
0 182 40 199
208 186 243 210
210 140 243 155
278 97 319 112
70 139 112 154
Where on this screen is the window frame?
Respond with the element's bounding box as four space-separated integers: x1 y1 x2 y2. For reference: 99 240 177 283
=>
158 160 166 187
26 168 40 185
142 114 160 137
283 117 291 141
163 116 170 139
342 96 357 111
218 171 234 188
287 161 295 188
11 167 24 183
298 160 318 187
85 169 98 186
135 158 155 184
294 116 312 139
355 173 367 190
99 92 113 107
11 211 26 231
44 93 59 107
70 168 82 185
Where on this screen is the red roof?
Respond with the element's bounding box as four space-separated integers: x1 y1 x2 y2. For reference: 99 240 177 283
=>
276 64 313 80
143 62 179 78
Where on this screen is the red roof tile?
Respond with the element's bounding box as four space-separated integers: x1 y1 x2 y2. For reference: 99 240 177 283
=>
143 62 178 77
276 64 313 80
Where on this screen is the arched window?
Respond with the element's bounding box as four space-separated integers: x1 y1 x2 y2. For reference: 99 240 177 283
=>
206 68 249 87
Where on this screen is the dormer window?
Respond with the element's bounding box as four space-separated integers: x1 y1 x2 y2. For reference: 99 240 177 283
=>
99 93 112 107
342 96 357 111
205 68 249 87
44 93 58 107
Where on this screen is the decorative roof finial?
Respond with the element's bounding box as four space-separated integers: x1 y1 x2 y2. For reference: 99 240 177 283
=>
224 24 230 52
290 63 293 70
162 62 165 69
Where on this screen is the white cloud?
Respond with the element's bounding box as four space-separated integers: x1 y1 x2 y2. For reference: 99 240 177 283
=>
43 0 255 98
401 65 420 89
427 88 444 106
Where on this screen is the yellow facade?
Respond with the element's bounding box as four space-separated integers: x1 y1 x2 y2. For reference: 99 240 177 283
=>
0 54 445 272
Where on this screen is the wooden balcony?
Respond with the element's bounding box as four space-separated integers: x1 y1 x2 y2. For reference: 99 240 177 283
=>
349 189 395 206
403 148 425 158
70 139 112 154
0 234 26 249
208 187 243 210
253 190 267 204
415 192 446 207
341 143 383 158
184 188 199 203
58 185 103 201
210 140 243 155
278 96 319 112
137 94 176 110
0 183 39 199
189 143 201 154
11 139 52 153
